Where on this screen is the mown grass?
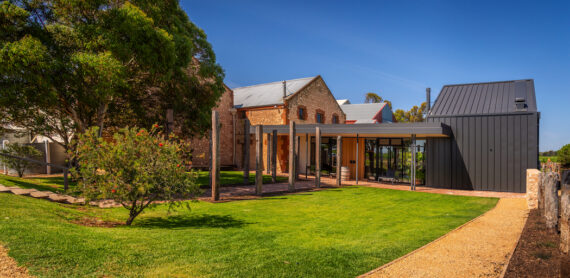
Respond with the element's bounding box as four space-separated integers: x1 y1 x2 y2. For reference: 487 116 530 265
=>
0 175 77 193
0 171 287 194
195 171 287 188
0 186 497 277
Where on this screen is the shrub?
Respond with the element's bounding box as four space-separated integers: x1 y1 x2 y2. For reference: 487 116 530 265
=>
559 144 570 168
0 143 42 177
72 125 200 225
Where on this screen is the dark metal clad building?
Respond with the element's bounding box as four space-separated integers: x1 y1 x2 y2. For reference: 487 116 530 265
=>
425 79 539 193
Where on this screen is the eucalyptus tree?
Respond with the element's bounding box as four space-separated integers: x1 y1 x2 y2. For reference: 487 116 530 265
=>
0 0 225 151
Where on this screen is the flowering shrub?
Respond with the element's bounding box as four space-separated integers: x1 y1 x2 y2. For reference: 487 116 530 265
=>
72 125 200 225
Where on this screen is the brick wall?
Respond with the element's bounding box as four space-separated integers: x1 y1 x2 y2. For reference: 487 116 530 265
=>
286 77 346 125
234 76 346 174
190 85 235 168
243 106 287 126
236 106 287 171
262 77 346 173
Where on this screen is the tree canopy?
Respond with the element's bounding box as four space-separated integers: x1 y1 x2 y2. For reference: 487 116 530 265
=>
364 92 392 109
393 102 428 123
0 0 225 149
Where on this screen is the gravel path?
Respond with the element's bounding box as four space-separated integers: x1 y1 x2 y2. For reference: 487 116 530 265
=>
0 245 31 278
361 198 528 278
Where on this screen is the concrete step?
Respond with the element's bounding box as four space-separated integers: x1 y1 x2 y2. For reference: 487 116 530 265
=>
10 188 38 196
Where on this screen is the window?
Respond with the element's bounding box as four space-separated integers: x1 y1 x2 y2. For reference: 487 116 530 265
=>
316 112 324 123
332 114 339 124
298 107 306 120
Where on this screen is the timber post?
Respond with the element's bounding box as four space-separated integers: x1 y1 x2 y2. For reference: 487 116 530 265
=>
255 125 263 195
271 130 277 183
288 122 296 192
243 118 250 185
295 135 300 181
356 134 359 185
315 127 321 188
336 136 342 187
211 111 220 201
266 133 271 174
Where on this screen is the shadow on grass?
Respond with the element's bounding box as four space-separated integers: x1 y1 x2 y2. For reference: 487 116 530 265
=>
2 178 62 193
135 214 250 229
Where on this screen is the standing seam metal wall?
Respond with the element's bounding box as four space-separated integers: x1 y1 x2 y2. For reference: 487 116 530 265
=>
425 113 538 193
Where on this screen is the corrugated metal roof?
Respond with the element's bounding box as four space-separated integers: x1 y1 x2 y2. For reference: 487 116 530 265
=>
233 76 317 108
341 103 386 122
430 79 537 116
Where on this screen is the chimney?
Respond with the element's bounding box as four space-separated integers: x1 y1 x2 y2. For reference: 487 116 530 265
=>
282 81 287 98
426 87 431 114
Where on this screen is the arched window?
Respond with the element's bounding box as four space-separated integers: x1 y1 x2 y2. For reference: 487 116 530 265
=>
332 114 339 124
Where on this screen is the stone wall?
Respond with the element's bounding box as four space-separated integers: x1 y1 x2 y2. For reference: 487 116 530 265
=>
244 106 287 126
285 76 346 125
526 169 540 209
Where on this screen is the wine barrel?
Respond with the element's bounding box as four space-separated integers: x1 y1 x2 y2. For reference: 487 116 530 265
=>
341 166 350 181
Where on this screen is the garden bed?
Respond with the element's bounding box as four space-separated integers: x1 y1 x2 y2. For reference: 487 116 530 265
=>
504 209 570 277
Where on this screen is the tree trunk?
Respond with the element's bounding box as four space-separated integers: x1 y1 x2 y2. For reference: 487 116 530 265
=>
126 209 140 226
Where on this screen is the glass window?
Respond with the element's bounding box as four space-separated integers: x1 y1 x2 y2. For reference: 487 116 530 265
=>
332 115 339 124
298 107 305 120
316 113 324 123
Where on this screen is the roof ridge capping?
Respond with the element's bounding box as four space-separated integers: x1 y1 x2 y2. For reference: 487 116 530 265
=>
232 76 318 90
441 78 534 88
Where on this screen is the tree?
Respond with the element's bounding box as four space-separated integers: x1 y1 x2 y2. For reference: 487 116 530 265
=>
0 1 225 153
364 92 392 109
72 125 200 225
394 102 428 122
0 143 42 177
559 144 570 168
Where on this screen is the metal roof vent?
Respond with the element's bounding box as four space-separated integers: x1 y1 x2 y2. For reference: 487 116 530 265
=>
515 97 527 111
514 80 527 111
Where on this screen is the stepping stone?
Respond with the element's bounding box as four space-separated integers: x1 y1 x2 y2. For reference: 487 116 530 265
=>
0 185 10 192
61 196 86 204
10 188 38 195
73 197 86 204
47 194 67 202
30 191 52 199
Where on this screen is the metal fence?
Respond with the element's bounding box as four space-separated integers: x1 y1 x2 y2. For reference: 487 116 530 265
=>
0 152 70 190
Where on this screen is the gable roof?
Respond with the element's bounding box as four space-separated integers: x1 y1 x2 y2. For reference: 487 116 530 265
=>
341 103 386 123
233 76 318 108
430 79 537 116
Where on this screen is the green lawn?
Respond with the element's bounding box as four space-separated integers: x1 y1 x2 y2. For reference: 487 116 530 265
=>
0 175 77 193
0 187 497 277
195 171 288 188
0 171 287 194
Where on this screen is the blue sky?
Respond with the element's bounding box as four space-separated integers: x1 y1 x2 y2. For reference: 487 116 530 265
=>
180 0 570 151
